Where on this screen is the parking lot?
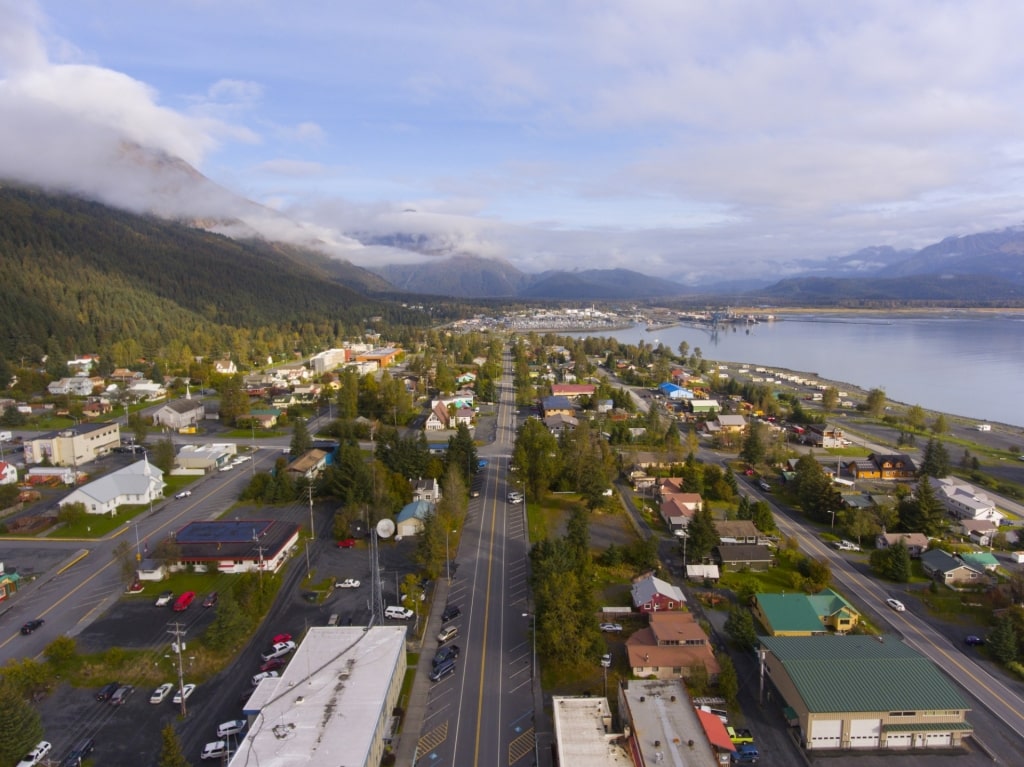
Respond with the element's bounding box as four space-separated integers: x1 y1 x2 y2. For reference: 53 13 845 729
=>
31 510 429 766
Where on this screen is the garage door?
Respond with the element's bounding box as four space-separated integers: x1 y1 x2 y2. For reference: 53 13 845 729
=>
885 733 912 749
925 732 952 747
808 719 842 749
848 719 880 748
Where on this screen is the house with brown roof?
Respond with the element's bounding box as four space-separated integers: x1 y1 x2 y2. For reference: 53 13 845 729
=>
424 402 450 431
626 612 720 681
551 383 596 399
875 531 930 558
284 449 329 481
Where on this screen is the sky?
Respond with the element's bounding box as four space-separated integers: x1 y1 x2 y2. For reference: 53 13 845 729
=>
3 1 1024 283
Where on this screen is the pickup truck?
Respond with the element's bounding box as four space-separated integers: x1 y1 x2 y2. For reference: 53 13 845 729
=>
726 725 755 744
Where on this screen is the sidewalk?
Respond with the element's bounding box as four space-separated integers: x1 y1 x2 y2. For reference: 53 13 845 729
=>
395 575 451 765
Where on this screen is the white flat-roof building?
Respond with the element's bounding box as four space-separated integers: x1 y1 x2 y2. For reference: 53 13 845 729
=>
552 696 632 767
234 626 407 767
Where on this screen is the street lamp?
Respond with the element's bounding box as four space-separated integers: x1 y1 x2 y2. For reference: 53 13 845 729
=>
827 509 836 529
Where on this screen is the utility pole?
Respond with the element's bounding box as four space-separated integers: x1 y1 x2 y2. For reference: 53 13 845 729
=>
168 622 188 717
253 529 265 590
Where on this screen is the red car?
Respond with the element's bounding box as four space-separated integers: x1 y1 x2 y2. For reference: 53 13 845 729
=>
336 538 356 548
260 657 287 673
172 591 196 611
272 633 292 645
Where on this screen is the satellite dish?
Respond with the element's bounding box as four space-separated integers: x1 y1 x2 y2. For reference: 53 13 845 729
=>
376 519 396 539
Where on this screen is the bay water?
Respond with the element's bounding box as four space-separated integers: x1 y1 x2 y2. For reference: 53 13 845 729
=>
567 312 1024 428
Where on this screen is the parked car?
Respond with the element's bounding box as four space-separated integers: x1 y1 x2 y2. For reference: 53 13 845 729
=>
272 633 293 644
260 657 287 673
155 590 174 606
886 598 906 612
337 578 360 588
731 743 760 763
470 489 481 498
727 726 754 744
385 605 414 620
437 625 459 644
95 681 121 702
20 619 44 634
599 622 623 633
174 490 192 499
336 537 356 548
429 659 457 682
110 684 135 706
217 720 247 738
202 592 219 608
16 741 51 767
251 671 279 687
149 683 174 704
433 644 460 667
441 604 461 622
60 737 95 767
200 741 227 761
172 683 196 703
261 640 297 662
173 591 196 611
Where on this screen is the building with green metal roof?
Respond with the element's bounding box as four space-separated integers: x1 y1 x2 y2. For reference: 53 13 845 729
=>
753 589 860 636
758 635 972 751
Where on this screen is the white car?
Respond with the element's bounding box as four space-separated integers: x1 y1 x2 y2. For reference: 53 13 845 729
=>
217 719 247 738
201 741 227 761
251 670 280 687
218 464 234 472
174 490 192 499
886 598 906 612
16 741 51 767
507 492 523 504
337 578 360 589
600 622 623 632
261 640 297 662
172 683 196 703
150 682 174 704
234 454 252 463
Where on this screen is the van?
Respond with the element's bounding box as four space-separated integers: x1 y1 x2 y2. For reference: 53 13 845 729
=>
385 605 414 620
429 659 456 682
327 613 340 627
437 625 459 644
216 720 246 738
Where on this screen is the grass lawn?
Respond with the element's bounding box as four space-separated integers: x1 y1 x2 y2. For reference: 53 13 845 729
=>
48 505 151 539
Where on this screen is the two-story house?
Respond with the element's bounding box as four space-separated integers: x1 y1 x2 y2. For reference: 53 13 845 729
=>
626 611 720 681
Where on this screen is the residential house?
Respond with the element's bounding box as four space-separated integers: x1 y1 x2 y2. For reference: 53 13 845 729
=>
126 379 167 401
714 543 773 571
424 402 450 431
452 407 474 427
659 494 703 534
868 453 917 480
0 461 17 486
152 398 205 431
213 359 238 375
284 449 329 481
758 635 972 750
713 520 763 546
540 396 574 417
959 550 999 573
173 519 300 574
59 459 165 516
543 413 578 436
705 414 747 435
110 368 142 383
919 549 984 587
595 399 614 413
23 422 121 467
875 532 930 558
396 500 433 537
929 477 1004 524
628 468 656 494
753 589 860 636
551 383 596 399
245 408 281 430
957 519 999 547
685 563 720 582
47 377 98 396
805 424 844 448
455 371 477 386
626 611 720 681
630 574 687 613
411 477 441 503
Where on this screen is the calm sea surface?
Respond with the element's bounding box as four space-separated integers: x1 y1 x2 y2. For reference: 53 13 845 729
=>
566 313 1024 428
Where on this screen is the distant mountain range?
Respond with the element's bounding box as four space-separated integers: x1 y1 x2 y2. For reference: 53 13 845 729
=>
4 137 1024 303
